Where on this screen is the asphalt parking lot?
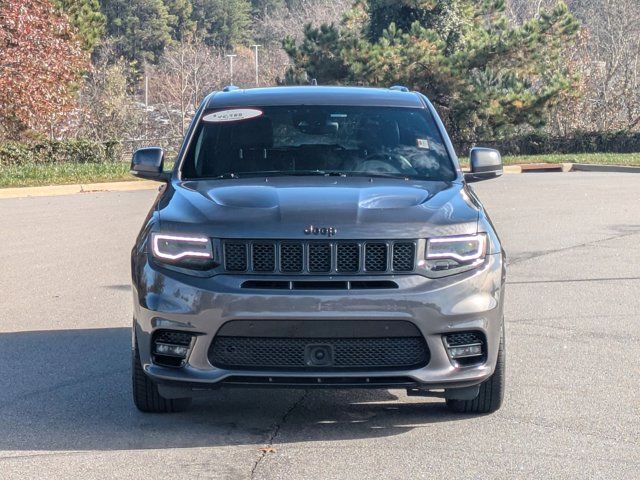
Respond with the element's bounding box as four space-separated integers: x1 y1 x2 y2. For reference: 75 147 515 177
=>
0 172 638 479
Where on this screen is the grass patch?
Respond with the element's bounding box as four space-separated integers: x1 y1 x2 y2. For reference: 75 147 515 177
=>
0 161 176 188
1 152 638 188
0 162 134 188
501 152 640 166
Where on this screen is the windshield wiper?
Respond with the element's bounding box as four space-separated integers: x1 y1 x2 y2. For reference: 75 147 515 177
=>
285 170 347 177
342 172 412 180
207 170 414 180
211 172 240 179
209 170 347 178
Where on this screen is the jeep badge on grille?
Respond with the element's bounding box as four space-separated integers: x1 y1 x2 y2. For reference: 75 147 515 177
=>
304 225 337 237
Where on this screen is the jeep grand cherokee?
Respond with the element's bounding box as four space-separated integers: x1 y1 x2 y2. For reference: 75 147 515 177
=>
130 85 506 414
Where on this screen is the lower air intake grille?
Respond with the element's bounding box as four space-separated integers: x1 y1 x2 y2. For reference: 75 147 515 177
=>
209 336 429 370
445 331 484 347
153 330 192 346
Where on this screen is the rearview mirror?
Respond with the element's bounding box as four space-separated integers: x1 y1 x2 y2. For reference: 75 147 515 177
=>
464 147 503 182
130 147 169 182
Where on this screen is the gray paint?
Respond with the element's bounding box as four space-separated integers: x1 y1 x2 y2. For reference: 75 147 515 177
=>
131 86 506 396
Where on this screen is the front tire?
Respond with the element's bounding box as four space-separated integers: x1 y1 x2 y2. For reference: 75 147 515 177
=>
446 326 505 414
132 343 192 413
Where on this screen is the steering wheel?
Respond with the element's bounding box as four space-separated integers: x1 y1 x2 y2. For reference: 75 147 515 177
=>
355 153 417 175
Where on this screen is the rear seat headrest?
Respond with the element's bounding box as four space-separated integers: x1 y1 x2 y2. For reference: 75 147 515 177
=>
231 117 273 148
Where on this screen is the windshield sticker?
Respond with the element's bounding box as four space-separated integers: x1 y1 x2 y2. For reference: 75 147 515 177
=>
203 108 263 123
417 138 430 149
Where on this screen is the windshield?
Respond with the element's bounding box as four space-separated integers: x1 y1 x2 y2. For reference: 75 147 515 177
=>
181 105 456 181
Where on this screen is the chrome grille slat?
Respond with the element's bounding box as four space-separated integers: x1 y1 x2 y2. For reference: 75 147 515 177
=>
222 240 415 274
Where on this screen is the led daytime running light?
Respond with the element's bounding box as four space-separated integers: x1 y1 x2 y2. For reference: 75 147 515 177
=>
427 234 486 262
152 234 211 260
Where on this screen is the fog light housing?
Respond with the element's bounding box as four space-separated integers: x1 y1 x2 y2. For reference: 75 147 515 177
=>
154 343 189 357
448 344 482 358
443 331 486 367
152 330 194 367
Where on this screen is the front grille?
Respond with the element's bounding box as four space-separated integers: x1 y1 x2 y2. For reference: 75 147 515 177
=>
280 242 303 272
308 243 331 272
222 239 416 274
252 243 275 272
224 243 248 271
364 243 387 271
337 243 359 272
393 242 415 272
209 336 429 370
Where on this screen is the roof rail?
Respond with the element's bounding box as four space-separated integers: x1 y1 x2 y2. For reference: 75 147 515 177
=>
223 85 240 92
389 85 410 92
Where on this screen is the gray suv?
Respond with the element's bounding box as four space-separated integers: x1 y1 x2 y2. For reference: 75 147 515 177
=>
130 86 506 414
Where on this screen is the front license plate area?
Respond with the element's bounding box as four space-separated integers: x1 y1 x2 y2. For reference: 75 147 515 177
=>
305 344 334 367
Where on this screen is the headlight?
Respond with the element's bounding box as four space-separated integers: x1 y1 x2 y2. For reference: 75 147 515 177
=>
426 234 487 273
151 233 214 270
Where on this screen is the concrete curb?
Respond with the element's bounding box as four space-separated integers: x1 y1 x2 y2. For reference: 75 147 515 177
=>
462 166 522 173
503 165 522 174
1 162 638 200
0 180 159 200
570 163 640 173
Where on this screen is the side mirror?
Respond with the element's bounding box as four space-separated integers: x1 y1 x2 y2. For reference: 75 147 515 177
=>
130 147 169 182
464 147 503 182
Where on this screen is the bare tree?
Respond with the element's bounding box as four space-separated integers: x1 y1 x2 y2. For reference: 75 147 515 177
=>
254 0 351 45
508 0 639 133
72 55 144 142
579 0 639 130
147 40 224 138
145 39 290 140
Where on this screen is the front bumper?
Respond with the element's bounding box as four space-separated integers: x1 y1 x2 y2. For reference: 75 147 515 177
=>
132 253 505 394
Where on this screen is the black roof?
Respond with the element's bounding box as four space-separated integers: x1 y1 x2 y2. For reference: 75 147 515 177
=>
204 86 424 109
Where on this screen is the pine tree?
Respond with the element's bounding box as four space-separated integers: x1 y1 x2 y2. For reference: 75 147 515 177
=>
54 0 106 52
101 0 173 65
250 0 284 17
284 0 580 143
165 0 195 41
190 0 253 48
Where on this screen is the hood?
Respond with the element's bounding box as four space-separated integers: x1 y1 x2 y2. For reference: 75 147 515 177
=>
157 177 479 239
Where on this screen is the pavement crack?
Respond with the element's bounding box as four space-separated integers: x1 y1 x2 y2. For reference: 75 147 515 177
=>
507 230 640 266
250 389 308 479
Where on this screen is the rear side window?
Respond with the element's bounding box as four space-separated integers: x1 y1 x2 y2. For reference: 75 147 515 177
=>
181 105 455 181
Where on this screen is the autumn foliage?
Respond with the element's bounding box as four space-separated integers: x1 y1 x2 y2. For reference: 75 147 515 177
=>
0 0 88 137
